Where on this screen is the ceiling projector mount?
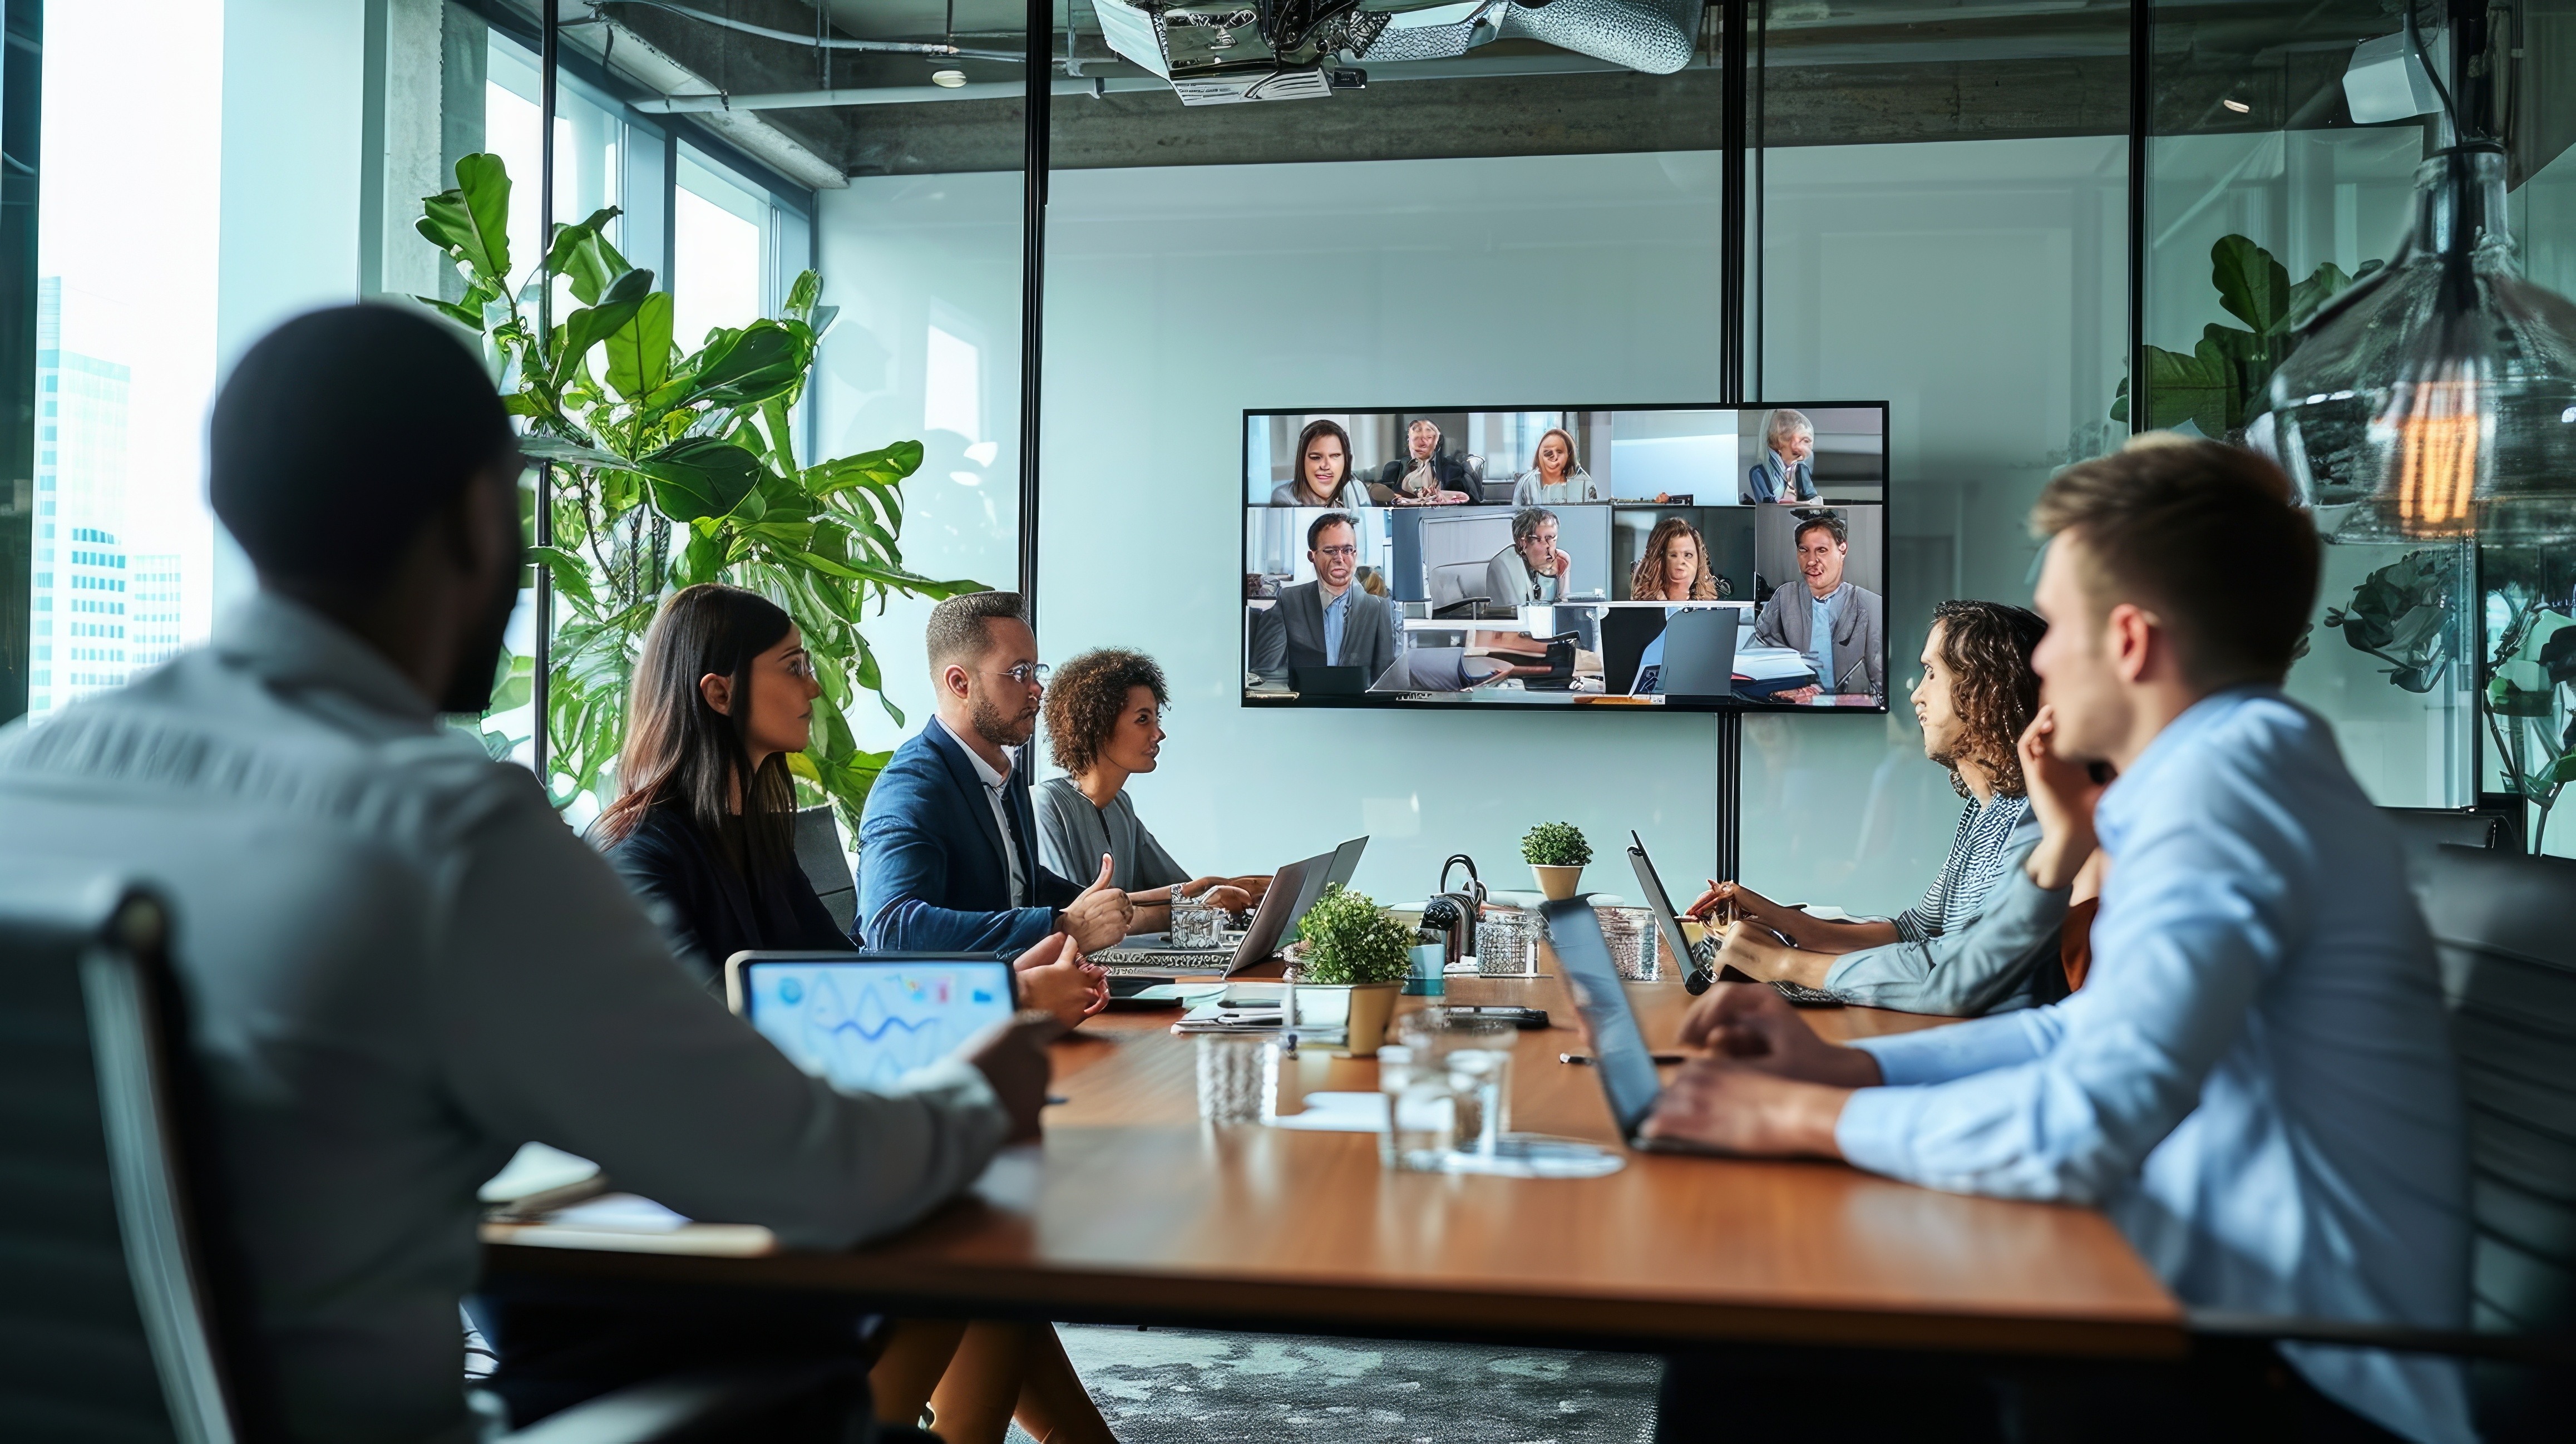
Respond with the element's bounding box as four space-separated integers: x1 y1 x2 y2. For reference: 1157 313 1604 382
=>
1091 0 1704 106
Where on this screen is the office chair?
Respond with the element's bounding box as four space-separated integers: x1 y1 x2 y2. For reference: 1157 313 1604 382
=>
2191 844 2575 1441
0 881 915 1444
793 805 858 934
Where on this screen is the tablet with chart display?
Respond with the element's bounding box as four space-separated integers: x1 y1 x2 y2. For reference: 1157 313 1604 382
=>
727 953 1019 1093
1241 402 1889 714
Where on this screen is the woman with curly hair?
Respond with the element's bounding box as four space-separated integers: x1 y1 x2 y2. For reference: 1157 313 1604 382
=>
1034 649 1266 928
1686 599 2082 1014
1628 515 1724 601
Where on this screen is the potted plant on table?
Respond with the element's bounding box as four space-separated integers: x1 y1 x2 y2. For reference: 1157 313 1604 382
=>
1521 822 1593 900
1291 885 1414 1057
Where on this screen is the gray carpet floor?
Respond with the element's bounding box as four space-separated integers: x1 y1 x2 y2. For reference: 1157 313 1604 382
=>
1005 1325 1661 1443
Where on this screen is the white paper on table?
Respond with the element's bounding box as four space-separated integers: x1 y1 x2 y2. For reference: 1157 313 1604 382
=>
1266 1090 1459 1132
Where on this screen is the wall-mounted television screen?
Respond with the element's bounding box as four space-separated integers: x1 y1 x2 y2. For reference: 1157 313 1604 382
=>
1241 403 1890 713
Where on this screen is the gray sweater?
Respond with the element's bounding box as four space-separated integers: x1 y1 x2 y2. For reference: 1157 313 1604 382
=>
1034 776 1190 893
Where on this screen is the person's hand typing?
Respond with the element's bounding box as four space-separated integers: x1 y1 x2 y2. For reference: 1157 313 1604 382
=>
2016 706 2108 890
1675 982 1882 1088
1182 878 1253 914
1682 880 1742 922
1058 853 1134 954
1640 1059 1849 1157
960 1009 1065 1142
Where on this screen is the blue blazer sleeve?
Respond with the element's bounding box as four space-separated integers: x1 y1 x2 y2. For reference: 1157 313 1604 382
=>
856 751 1057 953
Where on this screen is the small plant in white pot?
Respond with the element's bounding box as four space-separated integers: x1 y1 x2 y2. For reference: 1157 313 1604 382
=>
1292 885 1414 1057
1521 822 1592 900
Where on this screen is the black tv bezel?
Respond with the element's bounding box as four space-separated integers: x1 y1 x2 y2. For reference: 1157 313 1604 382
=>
1237 400 1894 717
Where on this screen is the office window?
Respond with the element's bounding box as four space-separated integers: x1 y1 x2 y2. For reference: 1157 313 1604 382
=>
673 149 771 348
27 0 223 718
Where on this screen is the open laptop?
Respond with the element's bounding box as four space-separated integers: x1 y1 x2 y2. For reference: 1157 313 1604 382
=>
1089 846 1333 978
1287 835 1369 918
1625 831 1842 1008
1654 607 1739 700
1541 898 1724 1155
723 952 1020 1093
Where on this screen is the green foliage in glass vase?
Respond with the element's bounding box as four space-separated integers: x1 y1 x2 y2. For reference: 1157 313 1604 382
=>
414 154 981 824
2323 549 2460 694
1520 821 1592 868
1296 885 1415 985
2112 234 2382 438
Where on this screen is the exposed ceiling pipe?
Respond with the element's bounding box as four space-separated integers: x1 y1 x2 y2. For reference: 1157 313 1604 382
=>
586 0 1028 62
630 52 1631 112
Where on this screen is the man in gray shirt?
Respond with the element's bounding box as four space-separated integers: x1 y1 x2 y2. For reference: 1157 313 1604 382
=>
1750 511 1884 701
0 307 1057 1442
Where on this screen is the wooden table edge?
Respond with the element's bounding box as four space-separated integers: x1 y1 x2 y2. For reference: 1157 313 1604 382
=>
480 1240 2188 1362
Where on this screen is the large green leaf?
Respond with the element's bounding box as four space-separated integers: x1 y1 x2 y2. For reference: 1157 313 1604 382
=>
684 321 808 409
527 544 600 613
417 152 513 289
604 291 675 402
545 208 633 305
2211 234 2291 336
643 436 767 523
519 433 633 470
550 269 654 387
807 440 925 497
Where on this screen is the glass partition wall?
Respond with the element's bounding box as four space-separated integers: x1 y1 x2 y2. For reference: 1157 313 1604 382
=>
19 3 2576 861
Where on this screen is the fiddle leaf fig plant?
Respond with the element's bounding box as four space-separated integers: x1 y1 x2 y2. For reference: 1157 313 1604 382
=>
2112 234 2384 439
416 153 982 824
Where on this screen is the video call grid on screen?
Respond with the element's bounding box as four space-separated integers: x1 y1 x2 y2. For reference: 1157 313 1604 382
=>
1241 403 1891 714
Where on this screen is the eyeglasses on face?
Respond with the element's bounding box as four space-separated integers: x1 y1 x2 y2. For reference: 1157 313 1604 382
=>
1315 544 1360 560
990 662 1050 686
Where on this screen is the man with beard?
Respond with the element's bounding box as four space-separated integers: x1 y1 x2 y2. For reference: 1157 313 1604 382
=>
0 305 1063 1441
857 591 1136 953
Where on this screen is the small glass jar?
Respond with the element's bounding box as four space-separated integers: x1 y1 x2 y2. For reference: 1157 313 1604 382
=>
1474 908 1539 976
1169 893 1223 950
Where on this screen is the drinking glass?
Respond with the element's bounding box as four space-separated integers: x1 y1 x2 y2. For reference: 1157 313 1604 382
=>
1474 909 1538 976
1194 1033 1280 1125
1376 1045 1459 1171
1597 905 1660 982
1170 895 1223 949
1395 1011 1517 1155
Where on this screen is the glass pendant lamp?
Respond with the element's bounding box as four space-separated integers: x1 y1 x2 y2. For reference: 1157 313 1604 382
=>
2272 105 2576 541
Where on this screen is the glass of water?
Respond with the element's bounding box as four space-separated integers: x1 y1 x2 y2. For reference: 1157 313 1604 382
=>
1395 1011 1517 1156
1194 1033 1281 1125
1376 1045 1460 1171
1171 895 1223 949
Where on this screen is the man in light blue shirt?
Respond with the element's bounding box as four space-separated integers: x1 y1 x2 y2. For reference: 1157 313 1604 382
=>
1322 579 1350 663
1642 440 2472 1443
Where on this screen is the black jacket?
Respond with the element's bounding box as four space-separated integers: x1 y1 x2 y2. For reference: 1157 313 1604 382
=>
1375 449 1472 499
602 802 853 990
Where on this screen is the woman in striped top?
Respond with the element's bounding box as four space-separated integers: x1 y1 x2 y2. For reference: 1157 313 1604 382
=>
1687 600 2052 1006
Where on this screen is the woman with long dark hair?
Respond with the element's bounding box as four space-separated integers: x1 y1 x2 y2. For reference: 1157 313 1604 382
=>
593 584 1117 1444
1266 417 1369 509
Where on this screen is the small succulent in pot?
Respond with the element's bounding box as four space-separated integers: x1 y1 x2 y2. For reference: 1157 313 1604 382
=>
1519 822 1592 868
1296 885 1415 985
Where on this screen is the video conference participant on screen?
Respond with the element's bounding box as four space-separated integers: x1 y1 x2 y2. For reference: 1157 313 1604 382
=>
1376 418 1475 505
1743 407 1819 505
1249 511 1399 686
1629 515 1723 601
1509 427 1602 504
1752 511 1883 701
1486 506 1577 607
1268 417 1370 509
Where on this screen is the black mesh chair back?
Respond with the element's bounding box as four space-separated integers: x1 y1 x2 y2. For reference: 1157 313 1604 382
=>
2418 844 2576 1439
0 883 241 1443
792 805 857 935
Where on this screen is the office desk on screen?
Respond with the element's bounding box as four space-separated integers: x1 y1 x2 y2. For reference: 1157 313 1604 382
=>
482 973 2182 1360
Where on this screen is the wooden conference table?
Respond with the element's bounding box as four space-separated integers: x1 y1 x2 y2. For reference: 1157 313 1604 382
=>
482 970 2183 1361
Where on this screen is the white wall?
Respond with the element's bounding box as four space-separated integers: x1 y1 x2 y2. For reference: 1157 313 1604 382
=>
819 139 2140 916
212 0 372 615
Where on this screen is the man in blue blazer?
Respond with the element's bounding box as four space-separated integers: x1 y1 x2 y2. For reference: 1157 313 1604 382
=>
858 591 1134 954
